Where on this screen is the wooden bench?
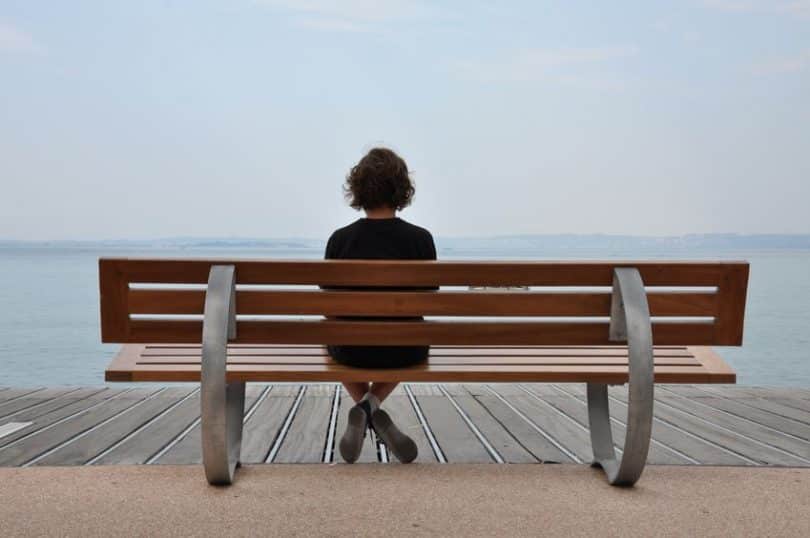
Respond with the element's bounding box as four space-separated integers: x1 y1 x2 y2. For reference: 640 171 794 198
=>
100 258 748 487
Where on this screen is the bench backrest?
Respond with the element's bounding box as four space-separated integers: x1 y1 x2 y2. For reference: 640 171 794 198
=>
99 258 749 346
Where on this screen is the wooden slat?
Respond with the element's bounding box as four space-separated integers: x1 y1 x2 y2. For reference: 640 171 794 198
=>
127 289 718 317
107 364 731 384
107 344 734 384
103 345 143 382
102 259 747 346
688 346 736 382
714 263 749 346
124 319 718 346
99 259 130 342
101 258 746 286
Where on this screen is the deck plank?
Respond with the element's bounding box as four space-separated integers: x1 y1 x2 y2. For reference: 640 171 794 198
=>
555 384 752 465
270 385 332 463
33 388 195 466
0 388 46 407
0 387 44 401
466 385 584 463
607 389 807 466
93 390 202 465
155 386 264 465
650 395 810 461
658 385 719 398
0 389 124 449
0 388 84 419
241 386 299 464
1 384 809 468
525 386 690 465
487 385 590 463
0 389 158 467
698 386 810 400
0 388 108 423
410 384 492 463
446 387 537 463
381 388 437 463
657 387 810 441
770 398 810 414
737 398 810 423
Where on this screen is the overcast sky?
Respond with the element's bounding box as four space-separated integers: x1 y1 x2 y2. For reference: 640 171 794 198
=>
1 1 808 240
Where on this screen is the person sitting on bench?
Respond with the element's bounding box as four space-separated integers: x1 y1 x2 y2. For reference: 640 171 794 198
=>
325 147 437 463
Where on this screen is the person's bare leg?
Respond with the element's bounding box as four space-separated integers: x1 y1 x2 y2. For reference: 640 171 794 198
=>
343 382 369 403
369 382 399 403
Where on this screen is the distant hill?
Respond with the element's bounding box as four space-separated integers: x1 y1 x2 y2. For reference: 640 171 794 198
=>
2 234 810 251
437 234 810 251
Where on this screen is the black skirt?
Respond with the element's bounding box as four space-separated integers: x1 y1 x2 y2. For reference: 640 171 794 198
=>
327 345 429 369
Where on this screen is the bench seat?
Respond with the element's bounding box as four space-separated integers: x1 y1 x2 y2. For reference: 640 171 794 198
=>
107 344 735 384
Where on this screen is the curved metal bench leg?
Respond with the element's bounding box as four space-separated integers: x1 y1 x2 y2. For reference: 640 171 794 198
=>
201 265 245 486
587 267 654 487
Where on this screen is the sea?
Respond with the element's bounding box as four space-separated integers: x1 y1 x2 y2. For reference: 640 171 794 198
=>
0 243 808 387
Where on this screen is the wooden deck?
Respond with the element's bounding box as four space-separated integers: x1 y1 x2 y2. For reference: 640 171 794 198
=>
0 384 808 467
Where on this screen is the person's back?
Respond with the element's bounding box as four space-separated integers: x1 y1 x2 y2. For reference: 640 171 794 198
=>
326 216 434 259
325 147 436 464
325 216 436 368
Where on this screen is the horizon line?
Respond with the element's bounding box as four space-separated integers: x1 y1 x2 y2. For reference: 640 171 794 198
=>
3 232 810 244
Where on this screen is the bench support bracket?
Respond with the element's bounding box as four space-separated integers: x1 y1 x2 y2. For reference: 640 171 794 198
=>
587 267 654 487
201 265 245 486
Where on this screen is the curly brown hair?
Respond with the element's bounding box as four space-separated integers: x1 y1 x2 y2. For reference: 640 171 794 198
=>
344 147 415 211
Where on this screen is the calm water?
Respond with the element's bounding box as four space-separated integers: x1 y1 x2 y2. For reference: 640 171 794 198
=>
0 245 808 387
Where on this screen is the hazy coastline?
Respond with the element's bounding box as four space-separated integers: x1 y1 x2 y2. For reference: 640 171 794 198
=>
3 233 810 252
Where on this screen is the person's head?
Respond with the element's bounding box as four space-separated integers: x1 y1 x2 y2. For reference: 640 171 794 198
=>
344 147 414 214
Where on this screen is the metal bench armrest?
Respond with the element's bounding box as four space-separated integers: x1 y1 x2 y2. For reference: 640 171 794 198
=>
587 267 655 486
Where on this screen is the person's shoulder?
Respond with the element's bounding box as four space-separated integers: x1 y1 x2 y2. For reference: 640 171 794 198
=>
397 218 433 239
328 219 363 241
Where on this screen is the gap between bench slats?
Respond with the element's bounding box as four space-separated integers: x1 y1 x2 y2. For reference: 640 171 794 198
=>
134 357 702 366
139 347 694 357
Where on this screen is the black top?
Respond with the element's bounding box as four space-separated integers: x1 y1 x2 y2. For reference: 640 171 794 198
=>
325 217 436 261
324 217 437 368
